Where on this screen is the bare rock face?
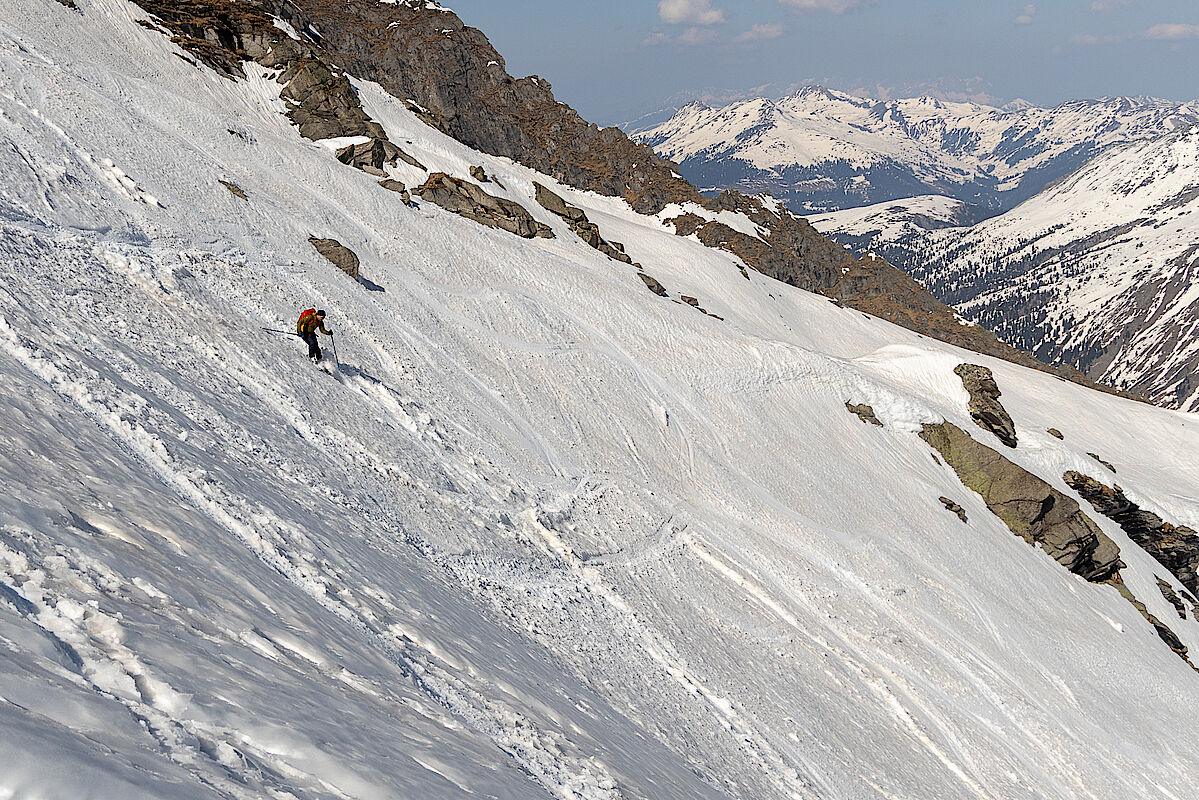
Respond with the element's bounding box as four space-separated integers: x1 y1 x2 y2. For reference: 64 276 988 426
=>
921 422 1122 582
954 364 1018 448
377 179 410 203
845 402 883 427
309 236 360 279
1087 452 1117 474
1064 470 1199 596
939 497 968 523
533 182 633 264
336 138 424 176
417 173 553 239
1158 578 1188 620
1047 428 1065 440
637 273 667 297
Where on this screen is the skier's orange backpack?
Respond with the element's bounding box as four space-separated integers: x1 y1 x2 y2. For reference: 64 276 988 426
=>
297 308 316 333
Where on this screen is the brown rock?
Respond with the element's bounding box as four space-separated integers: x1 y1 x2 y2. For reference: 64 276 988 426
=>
469 165 489 182
1064 470 1199 596
939 497 968 524
309 236 360 279
954 364 1018 448
845 402 883 427
219 179 247 200
416 173 553 239
1047 428 1064 440
1087 453 1117 474
922 421 1122 582
638 273 667 297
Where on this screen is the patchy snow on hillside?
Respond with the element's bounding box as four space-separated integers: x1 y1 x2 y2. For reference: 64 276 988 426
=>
2 2 1199 799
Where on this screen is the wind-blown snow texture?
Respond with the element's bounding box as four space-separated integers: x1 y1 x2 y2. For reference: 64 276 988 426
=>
2 2 1199 799
636 87 1199 213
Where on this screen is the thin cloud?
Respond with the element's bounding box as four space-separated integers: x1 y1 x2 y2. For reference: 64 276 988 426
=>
1089 0 1131 10
1142 23 1199 40
1014 4 1036 25
658 0 726 26
778 0 877 13
736 23 786 42
1074 23 1199 45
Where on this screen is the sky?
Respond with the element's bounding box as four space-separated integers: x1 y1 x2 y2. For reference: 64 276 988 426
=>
446 0 1199 126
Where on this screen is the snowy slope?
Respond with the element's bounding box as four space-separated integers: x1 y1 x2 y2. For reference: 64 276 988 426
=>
636 87 1199 213
3 3 1199 799
813 128 1199 412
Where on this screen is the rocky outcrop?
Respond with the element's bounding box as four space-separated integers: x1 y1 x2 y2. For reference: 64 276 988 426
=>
219 179 247 200
939 497 968 524
533 182 633 264
378 179 411 202
1158 578 1188 620
1064 471 1199 596
1087 453 1117 474
637 273 667 297
1047 428 1064 440
845 402 883 427
336 138 424 176
309 236 359 279
921 421 1122 582
954 364 1018 448
417 173 553 239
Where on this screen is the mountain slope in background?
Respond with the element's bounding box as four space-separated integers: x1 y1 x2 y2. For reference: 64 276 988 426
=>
2 2 1199 798
812 128 1199 411
635 87 1199 214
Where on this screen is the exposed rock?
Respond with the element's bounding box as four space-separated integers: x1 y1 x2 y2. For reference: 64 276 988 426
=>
378 179 411 203
1047 428 1064 440
1111 580 1194 667
55 0 78 8
939 497 968 524
845 402 883 427
533 182 586 222
921 421 1122 582
954 364 1018 448
1087 452 1117 474
219 179 247 200
681 296 699 308
1158 578 1188 620
469 165 489 182
638 273 667 297
336 138 425 175
309 236 360 279
267 0 698 214
533 181 633 263
416 173 553 239
1064 470 1199 596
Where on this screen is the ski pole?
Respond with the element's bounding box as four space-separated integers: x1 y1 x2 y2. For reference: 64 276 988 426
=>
262 327 302 337
329 331 340 370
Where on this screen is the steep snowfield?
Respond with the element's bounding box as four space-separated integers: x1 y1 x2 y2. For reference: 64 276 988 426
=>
636 87 1199 212
813 128 1199 412
2 2 1199 799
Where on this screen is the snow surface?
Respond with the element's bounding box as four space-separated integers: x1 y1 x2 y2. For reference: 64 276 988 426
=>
1 2 1199 799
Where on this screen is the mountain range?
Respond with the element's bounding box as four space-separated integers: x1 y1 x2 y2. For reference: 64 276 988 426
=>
634 86 1199 214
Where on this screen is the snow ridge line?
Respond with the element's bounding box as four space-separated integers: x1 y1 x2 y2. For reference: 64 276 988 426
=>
0 314 625 800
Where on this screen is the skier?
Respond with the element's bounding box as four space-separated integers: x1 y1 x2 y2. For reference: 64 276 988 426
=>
296 308 332 362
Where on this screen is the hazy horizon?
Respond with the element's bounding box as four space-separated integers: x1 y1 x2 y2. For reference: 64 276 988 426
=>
448 0 1199 126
